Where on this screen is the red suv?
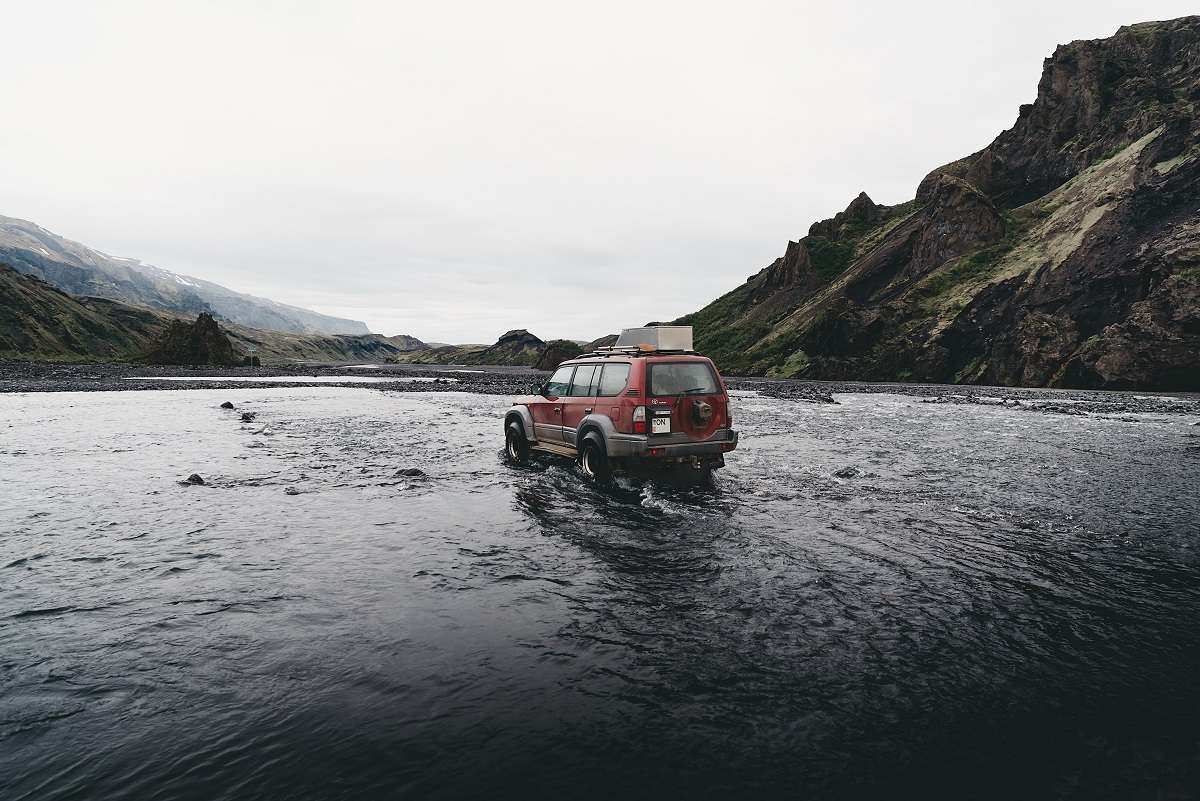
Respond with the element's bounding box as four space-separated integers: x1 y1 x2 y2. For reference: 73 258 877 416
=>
504 331 738 481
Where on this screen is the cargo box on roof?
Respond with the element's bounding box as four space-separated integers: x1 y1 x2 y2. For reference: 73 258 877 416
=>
614 326 693 352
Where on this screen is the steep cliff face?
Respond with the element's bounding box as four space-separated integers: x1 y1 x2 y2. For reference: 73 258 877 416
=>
680 16 1200 389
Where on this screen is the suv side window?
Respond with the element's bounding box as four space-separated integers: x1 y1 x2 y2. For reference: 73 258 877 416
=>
568 364 599 396
545 365 574 397
597 363 631 396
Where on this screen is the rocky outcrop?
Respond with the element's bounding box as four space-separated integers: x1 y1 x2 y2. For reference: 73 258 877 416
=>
678 15 1200 390
808 192 883 239
534 340 585 370
750 240 816 295
143 313 242 366
475 329 545 365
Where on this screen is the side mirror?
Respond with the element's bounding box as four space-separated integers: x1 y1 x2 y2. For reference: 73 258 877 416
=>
536 382 549 396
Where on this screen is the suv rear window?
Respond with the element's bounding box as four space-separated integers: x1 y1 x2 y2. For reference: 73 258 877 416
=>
648 362 719 396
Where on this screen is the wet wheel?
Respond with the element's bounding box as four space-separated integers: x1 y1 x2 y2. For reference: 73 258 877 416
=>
505 422 530 465
578 438 612 484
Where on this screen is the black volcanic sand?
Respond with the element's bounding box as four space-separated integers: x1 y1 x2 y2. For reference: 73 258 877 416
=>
1 360 1197 418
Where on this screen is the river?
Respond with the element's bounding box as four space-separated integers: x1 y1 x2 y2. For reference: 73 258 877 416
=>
2 387 1199 799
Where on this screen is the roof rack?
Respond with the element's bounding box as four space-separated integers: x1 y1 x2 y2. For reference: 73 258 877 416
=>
577 345 695 359
574 326 697 359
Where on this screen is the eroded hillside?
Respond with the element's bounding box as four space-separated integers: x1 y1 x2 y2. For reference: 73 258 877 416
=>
679 16 1200 389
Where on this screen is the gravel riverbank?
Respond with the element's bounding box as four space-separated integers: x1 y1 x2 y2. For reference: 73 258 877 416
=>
1 360 1197 418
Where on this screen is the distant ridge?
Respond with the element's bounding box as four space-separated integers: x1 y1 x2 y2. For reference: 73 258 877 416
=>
0 263 421 364
0 214 371 336
391 329 582 368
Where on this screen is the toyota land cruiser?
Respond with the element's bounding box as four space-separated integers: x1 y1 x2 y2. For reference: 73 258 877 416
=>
503 326 738 481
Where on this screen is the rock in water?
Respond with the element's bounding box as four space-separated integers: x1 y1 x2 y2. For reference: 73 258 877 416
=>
220 401 235 409
143 313 242 366
183 473 205 485
240 411 257 422
395 468 426 477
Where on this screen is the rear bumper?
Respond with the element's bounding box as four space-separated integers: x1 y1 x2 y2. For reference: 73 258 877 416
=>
607 429 738 458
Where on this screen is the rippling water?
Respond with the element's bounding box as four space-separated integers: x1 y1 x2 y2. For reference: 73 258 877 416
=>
2 388 1199 800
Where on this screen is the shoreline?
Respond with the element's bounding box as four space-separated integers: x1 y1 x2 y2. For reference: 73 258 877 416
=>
1 360 1198 418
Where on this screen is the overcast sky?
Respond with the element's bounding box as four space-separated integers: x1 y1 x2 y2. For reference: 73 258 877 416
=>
2 1 1194 343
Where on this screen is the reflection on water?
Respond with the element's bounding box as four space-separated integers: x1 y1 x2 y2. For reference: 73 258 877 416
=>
1 387 1199 800
124 375 454 384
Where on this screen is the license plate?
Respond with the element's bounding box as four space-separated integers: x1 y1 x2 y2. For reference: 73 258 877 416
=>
651 415 671 434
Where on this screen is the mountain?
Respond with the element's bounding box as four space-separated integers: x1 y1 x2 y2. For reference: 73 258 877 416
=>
1 263 172 360
385 334 427 351
0 215 370 336
679 16 1200 390
584 334 619 350
0 263 419 364
392 329 581 368
394 329 544 366
223 325 422 363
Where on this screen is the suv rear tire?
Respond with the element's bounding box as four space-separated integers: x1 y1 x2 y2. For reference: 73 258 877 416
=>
505 422 530 465
578 438 612 484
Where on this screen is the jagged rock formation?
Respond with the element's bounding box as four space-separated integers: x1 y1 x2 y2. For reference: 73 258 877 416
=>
143 313 242 366
680 16 1200 390
0 215 370 335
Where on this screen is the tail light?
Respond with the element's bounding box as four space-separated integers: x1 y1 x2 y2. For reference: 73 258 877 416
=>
633 405 646 434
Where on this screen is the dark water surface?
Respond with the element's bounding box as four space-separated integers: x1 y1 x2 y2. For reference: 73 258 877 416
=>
2 388 1199 800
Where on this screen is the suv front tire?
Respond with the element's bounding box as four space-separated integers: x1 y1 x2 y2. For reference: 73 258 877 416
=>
505 421 531 465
